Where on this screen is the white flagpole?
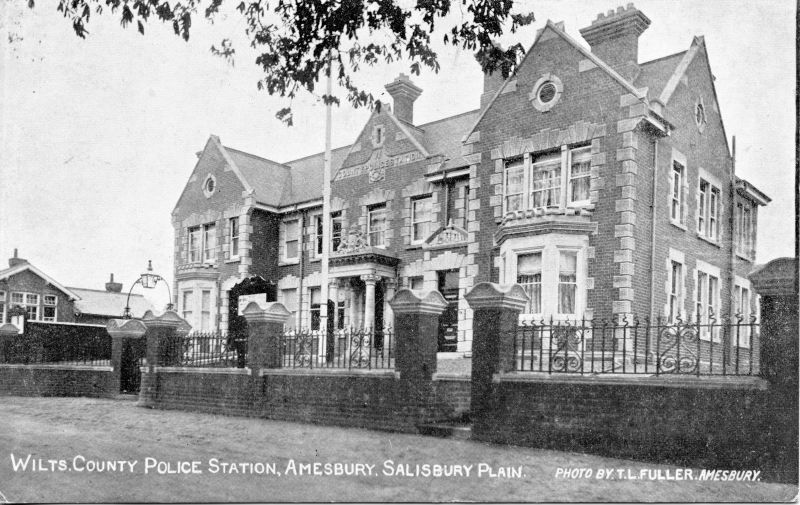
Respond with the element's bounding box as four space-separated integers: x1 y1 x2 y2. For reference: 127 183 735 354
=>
319 50 333 355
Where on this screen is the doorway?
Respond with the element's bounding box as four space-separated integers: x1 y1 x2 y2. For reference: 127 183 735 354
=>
437 270 459 352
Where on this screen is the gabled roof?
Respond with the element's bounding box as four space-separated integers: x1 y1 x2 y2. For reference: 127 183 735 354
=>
464 20 649 142
69 287 154 319
224 146 291 207
636 50 687 101
0 263 82 301
657 36 704 105
281 145 351 206
418 110 480 161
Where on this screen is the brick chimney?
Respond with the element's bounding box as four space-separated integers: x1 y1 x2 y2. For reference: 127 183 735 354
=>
8 249 27 268
579 3 650 81
105 273 123 293
384 74 422 125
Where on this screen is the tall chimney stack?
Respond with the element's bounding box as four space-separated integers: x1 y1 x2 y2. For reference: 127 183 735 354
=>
105 273 123 293
579 3 650 81
8 248 27 268
476 48 506 111
384 74 422 125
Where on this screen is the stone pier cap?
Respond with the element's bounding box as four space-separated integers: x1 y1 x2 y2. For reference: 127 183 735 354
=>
464 283 529 310
241 301 292 324
141 310 192 334
389 289 448 315
106 318 147 339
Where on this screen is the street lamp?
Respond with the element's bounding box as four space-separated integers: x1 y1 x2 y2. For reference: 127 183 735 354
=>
123 260 173 319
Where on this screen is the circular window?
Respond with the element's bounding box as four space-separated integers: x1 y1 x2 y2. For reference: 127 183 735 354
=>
694 98 708 132
538 82 557 103
202 174 217 198
529 74 563 112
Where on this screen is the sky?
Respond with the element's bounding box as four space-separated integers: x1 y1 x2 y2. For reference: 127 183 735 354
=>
0 0 796 309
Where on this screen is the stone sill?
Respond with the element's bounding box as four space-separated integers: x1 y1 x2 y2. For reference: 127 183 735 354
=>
736 252 755 262
432 373 470 381
696 234 721 248
152 366 252 375
224 257 241 264
0 363 113 372
493 372 768 390
259 368 399 379
669 220 688 232
278 259 300 266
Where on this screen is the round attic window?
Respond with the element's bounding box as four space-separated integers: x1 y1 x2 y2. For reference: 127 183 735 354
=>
538 82 557 103
203 174 216 198
529 74 563 112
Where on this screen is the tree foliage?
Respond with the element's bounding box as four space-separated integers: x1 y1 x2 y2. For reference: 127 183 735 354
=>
40 0 534 124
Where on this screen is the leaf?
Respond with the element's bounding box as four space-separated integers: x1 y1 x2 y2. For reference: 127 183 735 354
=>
137 20 145 34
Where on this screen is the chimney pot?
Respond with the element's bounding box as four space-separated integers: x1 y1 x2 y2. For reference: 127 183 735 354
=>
8 249 27 268
384 74 422 124
579 4 650 81
105 273 123 293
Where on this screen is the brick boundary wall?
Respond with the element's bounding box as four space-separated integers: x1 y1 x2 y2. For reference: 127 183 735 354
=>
139 368 471 433
470 374 795 482
0 364 115 398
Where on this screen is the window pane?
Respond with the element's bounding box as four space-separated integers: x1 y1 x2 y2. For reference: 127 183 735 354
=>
203 224 216 261
368 206 386 246
44 295 56 306
331 214 342 252
505 160 525 211
26 294 38 305
569 148 591 203
11 293 23 304
517 253 542 313
531 154 561 208
409 276 424 290
315 215 324 255
189 227 201 262
412 197 432 241
230 217 239 257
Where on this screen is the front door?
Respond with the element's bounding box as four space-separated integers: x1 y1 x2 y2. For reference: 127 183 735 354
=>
437 270 460 352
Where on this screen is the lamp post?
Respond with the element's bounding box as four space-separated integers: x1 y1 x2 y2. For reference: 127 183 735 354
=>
123 260 173 319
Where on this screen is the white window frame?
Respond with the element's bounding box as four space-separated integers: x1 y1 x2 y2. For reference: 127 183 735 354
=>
188 226 202 263
670 161 686 226
228 217 240 260
12 292 40 321
367 205 387 247
502 145 593 215
203 223 217 262
181 290 194 324
411 196 433 244
282 219 300 262
697 170 721 242
694 260 721 342
665 248 686 322
330 212 343 253
42 295 57 322
501 234 588 321
311 213 324 258
734 276 753 348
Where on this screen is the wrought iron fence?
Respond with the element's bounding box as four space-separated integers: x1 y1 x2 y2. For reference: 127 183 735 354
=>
280 328 394 370
512 313 759 376
159 331 248 368
0 321 112 366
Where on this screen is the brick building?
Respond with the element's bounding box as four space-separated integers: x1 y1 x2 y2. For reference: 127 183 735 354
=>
0 250 152 326
171 4 768 356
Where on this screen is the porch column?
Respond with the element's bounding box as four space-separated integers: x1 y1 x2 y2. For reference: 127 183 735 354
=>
329 281 340 329
361 274 379 331
383 279 397 330
348 282 358 329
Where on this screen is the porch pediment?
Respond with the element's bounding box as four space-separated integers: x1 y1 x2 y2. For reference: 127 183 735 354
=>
423 221 468 250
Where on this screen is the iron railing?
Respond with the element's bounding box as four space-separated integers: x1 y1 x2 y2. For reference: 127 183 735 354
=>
280 328 395 370
512 314 759 376
159 331 248 368
0 321 112 366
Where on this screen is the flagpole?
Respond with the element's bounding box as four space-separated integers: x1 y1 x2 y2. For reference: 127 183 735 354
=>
319 49 333 355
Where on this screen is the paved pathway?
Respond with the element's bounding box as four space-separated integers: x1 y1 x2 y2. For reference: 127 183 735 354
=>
0 397 795 502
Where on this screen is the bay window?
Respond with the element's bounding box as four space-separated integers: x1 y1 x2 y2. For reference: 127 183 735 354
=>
200 290 212 331
502 235 588 320
502 145 592 214
557 251 578 315
516 253 542 314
